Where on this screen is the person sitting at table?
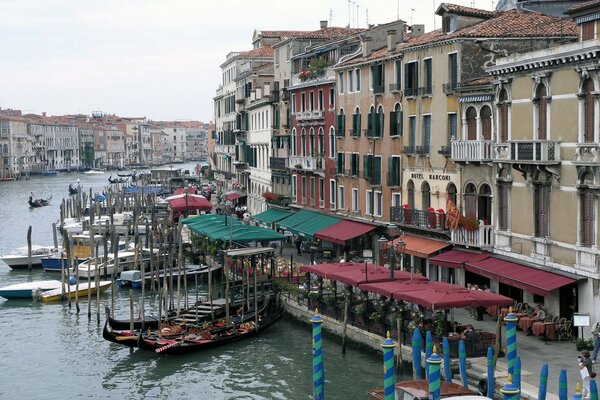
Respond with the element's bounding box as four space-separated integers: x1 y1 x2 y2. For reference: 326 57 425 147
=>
451 321 462 335
521 303 534 316
527 304 547 336
461 324 477 340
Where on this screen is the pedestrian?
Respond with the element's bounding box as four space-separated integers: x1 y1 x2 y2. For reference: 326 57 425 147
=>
579 350 596 398
294 236 302 255
592 320 600 363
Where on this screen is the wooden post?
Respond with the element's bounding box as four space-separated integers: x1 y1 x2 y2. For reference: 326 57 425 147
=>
52 223 58 250
493 314 502 369
225 256 230 324
253 255 258 332
177 223 183 314
75 256 80 313
129 289 134 333
27 225 32 271
96 249 100 324
342 285 350 354
111 226 117 317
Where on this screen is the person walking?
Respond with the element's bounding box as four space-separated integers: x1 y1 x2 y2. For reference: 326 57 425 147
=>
294 236 302 255
592 321 600 364
579 350 595 399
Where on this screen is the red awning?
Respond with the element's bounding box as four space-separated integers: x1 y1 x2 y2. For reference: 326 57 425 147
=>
299 262 358 278
398 287 514 310
429 249 491 269
314 220 376 245
358 278 436 297
465 256 577 297
326 264 397 286
168 195 212 212
392 235 450 259
225 192 246 201
173 187 197 195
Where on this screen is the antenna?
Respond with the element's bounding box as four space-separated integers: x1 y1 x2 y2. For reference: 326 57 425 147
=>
366 8 369 27
397 0 400 20
411 8 415 26
329 8 333 26
348 0 351 27
356 3 359 28
433 0 436 30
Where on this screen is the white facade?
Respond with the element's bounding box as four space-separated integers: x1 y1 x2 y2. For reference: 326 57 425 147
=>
29 122 79 171
247 100 273 216
0 118 31 176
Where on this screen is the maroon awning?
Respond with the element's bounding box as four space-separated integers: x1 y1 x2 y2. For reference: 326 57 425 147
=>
465 256 577 297
314 220 376 245
168 195 212 212
358 278 436 297
429 249 491 269
398 288 513 310
173 187 197 195
225 192 246 201
299 262 358 278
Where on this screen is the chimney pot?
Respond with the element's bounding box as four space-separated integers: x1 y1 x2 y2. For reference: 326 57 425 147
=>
320 20 328 29
361 36 373 58
387 30 397 52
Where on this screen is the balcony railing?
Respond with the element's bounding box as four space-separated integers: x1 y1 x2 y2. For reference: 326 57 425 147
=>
415 145 430 155
390 207 447 231
389 83 402 94
572 143 600 164
494 140 560 163
270 157 287 170
351 129 361 138
439 145 451 157
215 144 236 154
364 129 383 138
451 224 494 248
319 199 325 208
264 195 291 208
336 128 345 137
404 145 417 155
418 86 432 96
288 156 325 171
296 110 324 121
373 85 385 95
443 82 459 94
361 171 381 185
404 88 417 97
451 140 494 162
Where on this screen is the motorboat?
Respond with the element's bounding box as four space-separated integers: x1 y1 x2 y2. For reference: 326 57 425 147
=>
117 270 142 288
70 248 155 279
39 280 112 302
0 280 63 299
0 245 60 269
83 169 105 175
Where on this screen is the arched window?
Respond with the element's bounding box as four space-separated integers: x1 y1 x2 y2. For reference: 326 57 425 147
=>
329 127 335 158
393 103 403 137
377 105 385 137
498 89 509 142
291 128 297 155
309 128 315 157
318 127 324 156
481 106 492 140
446 183 457 207
583 78 595 143
466 107 477 140
353 107 361 137
407 180 415 208
421 181 431 209
337 108 345 136
478 184 492 224
464 183 477 217
301 128 307 156
536 84 548 140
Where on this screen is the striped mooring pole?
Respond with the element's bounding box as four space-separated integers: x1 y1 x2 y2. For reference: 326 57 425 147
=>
427 346 443 400
443 337 451 383
504 307 519 376
590 378 598 400
412 327 422 380
311 308 324 400
559 369 568 400
381 331 396 400
500 374 520 400
538 363 548 400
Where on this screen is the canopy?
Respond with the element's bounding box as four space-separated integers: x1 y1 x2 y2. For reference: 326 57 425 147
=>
225 191 246 201
173 187 198 195
289 213 340 240
391 235 450 258
398 287 513 310
429 249 491 269
465 256 577 297
300 262 361 278
210 225 285 243
251 208 293 228
314 220 376 245
168 194 212 212
327 263 397 286
165 192 206 201
277 210 322 232
358 278 439 297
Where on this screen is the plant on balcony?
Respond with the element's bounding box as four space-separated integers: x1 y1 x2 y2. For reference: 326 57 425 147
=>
294 163 303 169
368 311 383 321
263 192 282 202
298 70 311 80
308 57 327 76
459 215 480 232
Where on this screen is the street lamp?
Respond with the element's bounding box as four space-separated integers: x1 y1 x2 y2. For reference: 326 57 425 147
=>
378 223 405 281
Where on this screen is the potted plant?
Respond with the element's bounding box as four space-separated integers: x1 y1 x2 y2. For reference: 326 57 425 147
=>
459 216 480 231
576 338 594 351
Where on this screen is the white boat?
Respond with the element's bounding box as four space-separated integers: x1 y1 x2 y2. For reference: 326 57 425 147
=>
69 249 155 279
0 280 63 299
40 280 112 302
83 169 105 175
0 245 60 269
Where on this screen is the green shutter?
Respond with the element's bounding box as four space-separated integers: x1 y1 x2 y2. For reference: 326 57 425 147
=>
374 157 381 185
389 111 397 136
378 112 384 137
368 112 374 136
399 110 404 137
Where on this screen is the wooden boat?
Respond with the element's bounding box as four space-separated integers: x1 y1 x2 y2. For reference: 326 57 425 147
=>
39 280 112 302
117 170 136 178
68 184 79 195
0 280 63 299
137 302 283 355
108 176 128 184
367 380 477 400
0 245 59 269
0 177 15 182
41 255 86 272
28 194 52 208
119 264 221 288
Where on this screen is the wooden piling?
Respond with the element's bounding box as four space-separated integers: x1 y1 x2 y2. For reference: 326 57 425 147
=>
27 225 32 271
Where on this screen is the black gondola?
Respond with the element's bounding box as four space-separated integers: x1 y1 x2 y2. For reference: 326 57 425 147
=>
117 170 136 178
68 184 79 195
28 194 52 208
108 176 128 184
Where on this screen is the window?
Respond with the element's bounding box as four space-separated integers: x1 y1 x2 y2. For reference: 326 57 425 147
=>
351 153 359 176
371 64 384 94
423 59 432 95
301 93 306 112
309 92 314 111
338 185 345 209
408 116 416 150
291 94 296 113
481 106 492 140
583 21 595 41
447 182 458 208
368 106 384 138
583 78 595 143
422 182 431 210
330 179 336 209
318 90 323 110
498 89 509 142
329 88 335 107
404 61 418 96
423 115 431 153
319 178 324 207
466 107 477 140
301 129 307 156
336 152 345 174
580 174 595 247
352 108 361 137
338 72 345 94
464 183 477 217
352 188 359 212
302 176 307 204
292 175 297 199
349 70 354 92
309 128 315 156
448 53 458 86
478 184 492 224
534 183 550 237
448 113 457 142
291 128 297 155
535 84 548 140
388 156 401 186
374 191 382 216
337 110 346 137
390 104 403 137
392 193 401 207
394 60 402 91
318 128 324 156
407 180 415 208
498 182 509 230
329 127 336 158
366 190 373 215
355 69 361 91
310 177 315 206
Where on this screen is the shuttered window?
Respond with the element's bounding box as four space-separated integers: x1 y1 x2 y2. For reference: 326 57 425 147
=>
536 85 548 140
422 182 431 209
407 180 415 208
466 107 477 140
499 89 509 142
583 21 595 41
390 107 403 137
534 184 549 237
481 106 492 140
464 183 478 217
582 189 595 247
584 78 595 143
373 156 381 185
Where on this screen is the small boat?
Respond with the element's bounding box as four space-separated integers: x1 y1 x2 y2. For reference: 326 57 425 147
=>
108 176 128 184
39 280 112 302
0 245 59 269
117 170 136 178
0 280 63 299
28 194 52 208
367 379 478 400
68 184 79 195
120 264 219 288
69 249 155 279
117 270 142 288
84 169 105 175
0 177 15 182
41 256 87 272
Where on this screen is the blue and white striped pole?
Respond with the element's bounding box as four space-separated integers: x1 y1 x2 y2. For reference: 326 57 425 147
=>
504 308 519 376
427 346 443 400
381 331 396 400
538 363 548 400
486 347 495 399
311 308 324 400
425 331 433 380
459 340 468 388
412 327 422 380
559 369 568 400
443 337 451 383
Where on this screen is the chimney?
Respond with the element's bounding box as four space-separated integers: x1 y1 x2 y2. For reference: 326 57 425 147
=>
361 36 372 58
410 24 425 36
320 20 328 29
387 30 397 52
42 112 46 117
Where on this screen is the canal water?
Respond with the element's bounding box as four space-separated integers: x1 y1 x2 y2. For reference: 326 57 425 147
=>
0 167 389 399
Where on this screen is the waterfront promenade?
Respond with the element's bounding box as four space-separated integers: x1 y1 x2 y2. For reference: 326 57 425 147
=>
278 244 583 399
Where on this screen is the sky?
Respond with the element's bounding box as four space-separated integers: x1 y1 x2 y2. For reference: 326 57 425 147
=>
0 0 494 122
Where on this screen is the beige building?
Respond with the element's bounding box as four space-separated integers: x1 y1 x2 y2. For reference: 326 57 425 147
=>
0 115 31 177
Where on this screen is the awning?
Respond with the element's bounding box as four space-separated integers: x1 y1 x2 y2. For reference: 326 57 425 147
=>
251 208 293 228
277 210 320 232
314 220 376 245
290 213 340 240
429 249 491 269
465 256 577 297
392 235 451 259
225 191 246 201
397 287 513 310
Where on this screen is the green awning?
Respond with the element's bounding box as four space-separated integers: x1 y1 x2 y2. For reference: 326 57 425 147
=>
277 210 321 232
251 208 293 228
288 213 341 240
186 215 240 237
212 225 286 243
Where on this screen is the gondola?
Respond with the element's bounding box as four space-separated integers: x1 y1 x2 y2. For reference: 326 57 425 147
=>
68 184 79 195
136 302 283 355
28 194 52 208
108 176 128 184
117 170 136 178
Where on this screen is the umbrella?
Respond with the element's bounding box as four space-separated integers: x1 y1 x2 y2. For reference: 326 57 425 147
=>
396 287 513 310
164 193 206 201
173 187 198 195
168 195 212 212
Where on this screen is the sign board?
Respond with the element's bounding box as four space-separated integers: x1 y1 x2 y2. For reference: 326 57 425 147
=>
574 313 590 327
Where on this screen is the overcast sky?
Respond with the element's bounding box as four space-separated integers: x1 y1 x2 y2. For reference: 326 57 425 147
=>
0 0 493 122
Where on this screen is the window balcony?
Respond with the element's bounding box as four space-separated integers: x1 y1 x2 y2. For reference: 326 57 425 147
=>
350 129 361 138
319 199 325 208
451 140 494 163
415 145 430 155
373 85 385 95
438 145 451 157
418 86 432 96
215 144 236 155
296 110 324 121
390 206 448 232
443 82 459 94
363 129 383 138
288 156 325 171
493 140 560 164
404 88 417 98
269 157 287 170
572 143 600 165
451 224 494 248
389 83 402 94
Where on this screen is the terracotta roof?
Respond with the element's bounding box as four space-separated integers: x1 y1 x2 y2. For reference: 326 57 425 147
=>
460 76 494 87
566 0 600 14
437 2 495 18
258 30 310 38
238 45 274 58
295 27 365 40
